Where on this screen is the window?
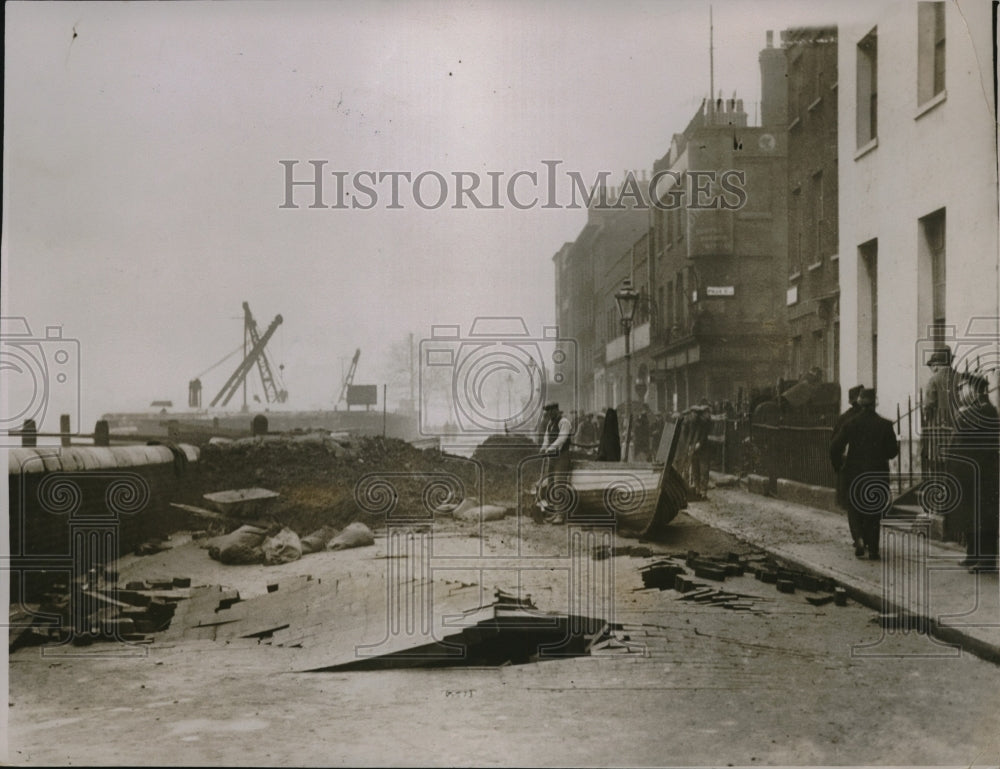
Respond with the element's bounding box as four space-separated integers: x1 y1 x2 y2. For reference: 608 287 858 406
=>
856 28 878 147
675 272 685 328
813 330 826 374
833 322 840 383
812 171 824 259
790 187 802 274
918 2 946 104
921 209 946 342
666 281 674 329
859 240 879 390
790 60 803 120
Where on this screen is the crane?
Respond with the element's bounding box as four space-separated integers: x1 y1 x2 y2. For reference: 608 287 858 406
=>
337 348 361 408
208 302 288 408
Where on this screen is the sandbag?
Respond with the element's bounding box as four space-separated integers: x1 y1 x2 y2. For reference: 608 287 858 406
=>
262 527 303 565
300 525 338 554
207 523 268 565
453 504 510 522
435 498 477 517
327 522 375 550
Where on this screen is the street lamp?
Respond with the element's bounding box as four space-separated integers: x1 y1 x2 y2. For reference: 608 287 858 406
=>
615 278 639 462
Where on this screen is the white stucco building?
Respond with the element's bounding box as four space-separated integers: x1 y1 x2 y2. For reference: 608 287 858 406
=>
838 0 999 421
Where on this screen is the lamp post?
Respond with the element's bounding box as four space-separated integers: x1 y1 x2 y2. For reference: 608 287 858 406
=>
615 278 639 462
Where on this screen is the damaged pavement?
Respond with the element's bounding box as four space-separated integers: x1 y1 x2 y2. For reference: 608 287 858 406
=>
8 437 1000 765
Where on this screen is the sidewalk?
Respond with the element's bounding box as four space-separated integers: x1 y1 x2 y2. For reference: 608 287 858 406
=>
688 475 1000 664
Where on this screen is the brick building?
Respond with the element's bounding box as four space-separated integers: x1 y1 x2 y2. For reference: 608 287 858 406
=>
553 190 647 414
642 33 790 413
554 33 795 418
783 26 840 384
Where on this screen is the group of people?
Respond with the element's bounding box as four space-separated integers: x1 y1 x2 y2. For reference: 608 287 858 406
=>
533 402 671 524
829 347 999 572
564 408 667 463
676 399 715 500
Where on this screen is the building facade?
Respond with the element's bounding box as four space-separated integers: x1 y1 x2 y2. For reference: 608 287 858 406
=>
553 190 648 415
642 33 790 414
837 0 999 418
784 26 840 385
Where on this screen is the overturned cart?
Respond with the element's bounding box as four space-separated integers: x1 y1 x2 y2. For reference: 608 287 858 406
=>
533 420 690 537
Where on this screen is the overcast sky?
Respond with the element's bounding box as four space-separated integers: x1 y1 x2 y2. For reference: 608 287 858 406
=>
3 0 879 430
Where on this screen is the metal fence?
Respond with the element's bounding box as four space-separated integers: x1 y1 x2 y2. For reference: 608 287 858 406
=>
748 422 837 488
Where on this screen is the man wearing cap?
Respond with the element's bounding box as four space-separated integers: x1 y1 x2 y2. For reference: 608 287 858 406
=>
538 402 573 523
830 388 900 560
832 385 866 554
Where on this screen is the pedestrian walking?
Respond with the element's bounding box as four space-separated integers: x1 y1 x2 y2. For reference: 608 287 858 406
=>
829 388 900 560
833 384 865 551
950 375 1000 573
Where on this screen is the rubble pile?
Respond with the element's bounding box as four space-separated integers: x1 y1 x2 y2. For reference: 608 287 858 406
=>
8 568 187 650
189 433 516 535
627 549 854 613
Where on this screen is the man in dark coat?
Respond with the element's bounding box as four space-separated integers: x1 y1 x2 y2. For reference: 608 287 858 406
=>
829 388 899 560
688 400 714 499
950 376 1000 572
597 407 621 462
832 384 865 553
633 409 650 461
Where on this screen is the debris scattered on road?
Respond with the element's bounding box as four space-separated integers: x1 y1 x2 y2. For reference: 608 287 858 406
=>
134 538 172 556
592 544 655 560
327 521 375 550
206 523 271 564
436 498 513 522
262 527 304 565
300 525 338 554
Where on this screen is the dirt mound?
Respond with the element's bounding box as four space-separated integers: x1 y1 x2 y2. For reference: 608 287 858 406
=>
472 433 540 466
183 435 520 536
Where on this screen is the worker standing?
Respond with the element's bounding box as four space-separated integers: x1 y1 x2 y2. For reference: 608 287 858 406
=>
538 402 574 524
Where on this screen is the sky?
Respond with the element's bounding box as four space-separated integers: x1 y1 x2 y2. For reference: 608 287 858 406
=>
3 0 880 432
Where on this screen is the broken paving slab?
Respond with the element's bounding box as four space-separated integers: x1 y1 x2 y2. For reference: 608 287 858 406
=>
144 571 619 671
